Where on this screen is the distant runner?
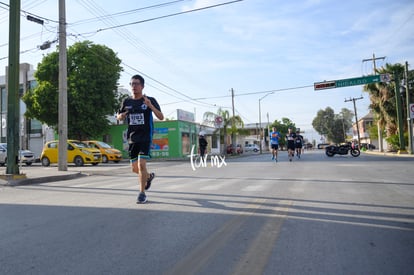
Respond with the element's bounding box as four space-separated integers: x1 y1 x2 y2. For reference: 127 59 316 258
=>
269 126 281 162
286 127 296 162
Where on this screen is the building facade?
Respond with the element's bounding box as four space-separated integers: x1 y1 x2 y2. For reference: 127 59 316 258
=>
0 63 45 158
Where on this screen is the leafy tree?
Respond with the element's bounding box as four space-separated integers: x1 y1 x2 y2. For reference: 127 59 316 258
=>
23 41 122 140
312 107 353 144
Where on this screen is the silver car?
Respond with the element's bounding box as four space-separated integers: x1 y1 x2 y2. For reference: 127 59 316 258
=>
0 143 35 166
244 143 260 152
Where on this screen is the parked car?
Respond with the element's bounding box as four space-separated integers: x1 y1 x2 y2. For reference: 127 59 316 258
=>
0 143 35 166
244 143 259 152
83 140 122 163
40 140 102 167
227 144 243 154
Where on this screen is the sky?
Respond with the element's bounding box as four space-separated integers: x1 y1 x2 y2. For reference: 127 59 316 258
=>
1 0 414 141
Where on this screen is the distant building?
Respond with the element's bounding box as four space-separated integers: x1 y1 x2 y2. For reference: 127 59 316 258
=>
0 63 45 158
352 111 379 148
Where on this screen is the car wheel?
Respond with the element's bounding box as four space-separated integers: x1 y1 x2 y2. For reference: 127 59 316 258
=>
74 156 84 166
102 155 108 163
41 157 50 167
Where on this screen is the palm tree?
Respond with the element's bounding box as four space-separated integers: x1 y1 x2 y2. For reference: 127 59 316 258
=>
363 63 405 142
203 108 244 154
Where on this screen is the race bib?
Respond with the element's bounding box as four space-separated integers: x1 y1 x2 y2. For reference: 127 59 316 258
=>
129 113 144 125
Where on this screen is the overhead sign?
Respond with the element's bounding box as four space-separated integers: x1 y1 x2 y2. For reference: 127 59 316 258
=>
336 75 381 88
314 81 335 90
314 74 390 90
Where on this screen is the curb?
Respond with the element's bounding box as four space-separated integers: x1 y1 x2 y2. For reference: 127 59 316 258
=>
362 150 414 158
2 172 87 187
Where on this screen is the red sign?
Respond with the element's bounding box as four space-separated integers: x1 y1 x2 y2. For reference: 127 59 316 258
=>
314 81 335 90
214 116 223 127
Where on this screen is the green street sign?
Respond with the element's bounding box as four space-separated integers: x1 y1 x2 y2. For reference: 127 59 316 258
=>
335 75 380 88
314 74 390 90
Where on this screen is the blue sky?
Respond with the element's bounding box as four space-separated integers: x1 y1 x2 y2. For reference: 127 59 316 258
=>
1 0 413 141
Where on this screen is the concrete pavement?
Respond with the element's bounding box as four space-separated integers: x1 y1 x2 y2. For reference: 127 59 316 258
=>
1 150 413 186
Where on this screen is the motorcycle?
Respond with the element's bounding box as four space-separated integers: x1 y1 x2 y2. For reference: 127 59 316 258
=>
325 142 360 157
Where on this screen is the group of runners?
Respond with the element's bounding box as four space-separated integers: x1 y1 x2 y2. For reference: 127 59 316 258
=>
269 126 304 162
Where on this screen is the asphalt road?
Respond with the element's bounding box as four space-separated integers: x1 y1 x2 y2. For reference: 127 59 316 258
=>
1 150 413 275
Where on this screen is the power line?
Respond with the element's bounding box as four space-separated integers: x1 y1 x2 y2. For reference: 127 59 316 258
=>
191 84 314 100
94 0 243 33
70 0 188 26
0 1 59 23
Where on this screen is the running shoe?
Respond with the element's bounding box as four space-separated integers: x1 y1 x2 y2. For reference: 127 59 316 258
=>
271 156 275 160
145 172 155 190
137 192 147 204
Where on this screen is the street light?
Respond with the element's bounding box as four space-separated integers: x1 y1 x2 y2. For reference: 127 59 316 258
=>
259 92 274 154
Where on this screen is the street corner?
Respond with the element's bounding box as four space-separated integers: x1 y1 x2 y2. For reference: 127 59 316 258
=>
1 171 87 186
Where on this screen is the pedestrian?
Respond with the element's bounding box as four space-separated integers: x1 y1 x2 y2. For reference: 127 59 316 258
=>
295 130 304 158
117 74 164 204
269 126 280 162
198 131 208 158
285 127 296 162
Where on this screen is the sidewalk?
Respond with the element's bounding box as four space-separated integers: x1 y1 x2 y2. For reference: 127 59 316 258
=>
362 149 414 158
0 169 86 186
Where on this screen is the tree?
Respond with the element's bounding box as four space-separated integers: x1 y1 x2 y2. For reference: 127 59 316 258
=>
337 108 354 140
363 63 403 140
312 107 353 144
203 107 244 154
363 63 414 150
23 41 122 140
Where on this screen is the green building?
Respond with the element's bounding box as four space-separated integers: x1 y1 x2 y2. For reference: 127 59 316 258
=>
108 120 214 159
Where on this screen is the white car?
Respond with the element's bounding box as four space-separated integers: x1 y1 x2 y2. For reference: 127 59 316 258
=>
244 143 260 152
0 143 35 166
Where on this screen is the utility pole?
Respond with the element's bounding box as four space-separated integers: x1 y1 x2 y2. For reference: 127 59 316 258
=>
258 92 274 154
394 73 406 153
345 96 363 148
362 53 385 74
6 0 21 176
230 88 235 153
58 0 68 171
404 61 413 154
363 53 386 152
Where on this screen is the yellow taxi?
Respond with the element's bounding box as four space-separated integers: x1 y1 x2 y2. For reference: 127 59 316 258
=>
83 140 122 163
40 140 102 166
